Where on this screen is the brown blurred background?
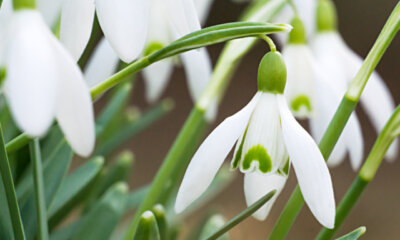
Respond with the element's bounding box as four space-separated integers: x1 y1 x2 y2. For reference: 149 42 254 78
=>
104 0 400 239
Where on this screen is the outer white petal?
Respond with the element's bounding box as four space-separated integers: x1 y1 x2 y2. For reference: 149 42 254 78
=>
277 95 335 228
194 0 213 25
95 0 149 62
147 0 171 45
49 33 95 157
282 44 315 118
244 172 287 221
37 0 63 27
344 114 364 170
175 93 261 213
4 10 58 136
167 0 201 38
84 37 120 88
181 48 212 102
142 58 174 103
60 0 95 61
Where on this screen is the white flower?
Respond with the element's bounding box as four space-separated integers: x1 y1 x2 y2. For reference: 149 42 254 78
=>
175 52 335 228
2 10 95 157
193 0 214 24
312 0 398 162
273 0 316 44
282 17 363 170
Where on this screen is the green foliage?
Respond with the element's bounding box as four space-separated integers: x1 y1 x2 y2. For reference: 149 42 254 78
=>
336 227 366 240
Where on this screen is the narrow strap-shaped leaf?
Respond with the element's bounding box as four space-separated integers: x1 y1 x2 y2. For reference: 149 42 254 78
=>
96 83 132 137
19 140 73 239
133 211 161 240
48 157 104 227
95 99 173 156
0 125 25 240
205 190 276 240
336 227 366 240
125 186 150 211
0 178 14 240
29 139 49 240
71 182 128 240
152 204 167 240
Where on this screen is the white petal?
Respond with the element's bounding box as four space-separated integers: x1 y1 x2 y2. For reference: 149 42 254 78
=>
175 93 261 213
37 0 63 27
84 37 120 88
181 48 212 101
60 0 95 61
277 95 335 228
147 0 171 45
4 10 58 136
167 0 201 38
344 114 364 170
142 58 174 103
386 140 399 163
282 44 315 118
49 32 95 157
193 0 213 25
244 172 287 221
238 93 287 174
95 0 149 62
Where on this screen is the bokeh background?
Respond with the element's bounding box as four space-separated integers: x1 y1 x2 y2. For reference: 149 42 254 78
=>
103 0 400 239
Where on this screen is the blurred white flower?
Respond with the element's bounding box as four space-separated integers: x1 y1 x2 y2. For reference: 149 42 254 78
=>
175 52 335 228
283 17 363 170
2 9 95 157
312 0 398 162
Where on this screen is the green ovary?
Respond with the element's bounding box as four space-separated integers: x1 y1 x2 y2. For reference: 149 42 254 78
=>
291 95 312 112
144 42 164 56
241 145 272 173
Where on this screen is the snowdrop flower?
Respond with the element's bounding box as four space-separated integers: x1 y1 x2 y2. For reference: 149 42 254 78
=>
175 51 336 228
2 6 95 157
273 0 316 44
59 0 213 114
194 0 214 24
283 17 363 170
312 0 398 161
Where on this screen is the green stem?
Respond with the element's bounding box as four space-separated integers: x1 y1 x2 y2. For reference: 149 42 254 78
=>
30 139 49 240
13 0 35 10
269 2 400 239
0 125 25 240
6 133 30 154
317 105 400 239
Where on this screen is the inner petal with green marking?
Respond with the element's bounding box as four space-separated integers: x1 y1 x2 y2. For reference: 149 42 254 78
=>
291 94 312 113
241 145 272 173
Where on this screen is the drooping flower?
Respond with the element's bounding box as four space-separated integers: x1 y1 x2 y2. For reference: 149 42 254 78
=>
58 0 213 110
311 0 398 161
283 17 363 169
175 51 336 228
1 6 95 157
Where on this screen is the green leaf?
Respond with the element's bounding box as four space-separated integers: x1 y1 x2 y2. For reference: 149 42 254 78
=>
95 99 174 156
18 140 73 239
48 157 104 227
152 204 167 240
50 221 81 240
0 125 25 240
125 186 149 211
205 190 276 240
199 215 229 240
133 211 161 240
96 82 132 137
71 182 128 240
336 227 366 240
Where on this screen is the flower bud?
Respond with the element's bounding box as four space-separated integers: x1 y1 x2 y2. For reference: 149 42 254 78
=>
257 51 287 94
289 17 306 44
317 0 337 32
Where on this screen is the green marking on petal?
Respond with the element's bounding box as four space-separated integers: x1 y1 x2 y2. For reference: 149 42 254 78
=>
231 126 249 170
144 42 164 56
278 158 290 176
242 145 272 173
291 95 312 112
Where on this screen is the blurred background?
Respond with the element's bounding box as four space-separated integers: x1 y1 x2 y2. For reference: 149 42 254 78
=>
99 0 400 239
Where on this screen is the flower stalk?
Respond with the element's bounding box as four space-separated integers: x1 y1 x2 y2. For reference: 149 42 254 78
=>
317 105 400 239
269 1 400 239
